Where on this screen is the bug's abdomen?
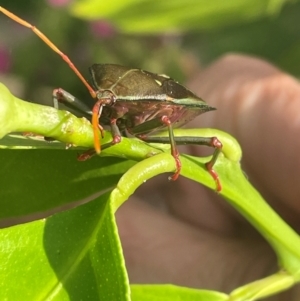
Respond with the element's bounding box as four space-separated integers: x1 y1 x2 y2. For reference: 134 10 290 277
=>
102 101 213 135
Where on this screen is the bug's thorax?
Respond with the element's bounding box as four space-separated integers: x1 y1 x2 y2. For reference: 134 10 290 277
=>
95 89 116 106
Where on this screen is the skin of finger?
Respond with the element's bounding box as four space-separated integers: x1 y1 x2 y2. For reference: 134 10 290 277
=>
115 54 299 299
116 197 278 294
135 173 245 236
186 54 300 229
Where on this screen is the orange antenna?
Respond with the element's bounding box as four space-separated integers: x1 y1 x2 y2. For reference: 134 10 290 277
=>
0 7 97 99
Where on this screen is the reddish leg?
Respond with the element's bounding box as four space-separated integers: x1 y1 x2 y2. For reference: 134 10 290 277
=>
204 137 222 192
161 116 182 181
130 115 183 182
92 100 104 153
110 119 122 144
78 118 122 161
77 149 97 161
141 133 223 192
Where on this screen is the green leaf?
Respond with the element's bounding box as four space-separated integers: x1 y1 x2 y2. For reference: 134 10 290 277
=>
131 284 228 301
70 0 289 34
0 149 134 221
0 191 130 301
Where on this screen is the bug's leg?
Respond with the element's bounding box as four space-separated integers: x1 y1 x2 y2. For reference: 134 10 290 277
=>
52 89 108 153
161 116 181 181
91 91 118 153
45 88 92 143
203 137 222 192
78 118 122 161
79 98 117 160
110 119 122 144
131 115 182 181
52 89 108 157
56 92 119 161
52 88 92 117
141 135 223 191
77 101 104 160
91 100 105 153
77 149 97 161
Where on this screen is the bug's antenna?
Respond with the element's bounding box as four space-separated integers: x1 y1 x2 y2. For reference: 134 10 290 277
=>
0 7 97 99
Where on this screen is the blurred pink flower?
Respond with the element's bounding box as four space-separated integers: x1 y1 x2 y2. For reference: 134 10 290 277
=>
0 46 11 73
90 20 116 38
46 0 71 7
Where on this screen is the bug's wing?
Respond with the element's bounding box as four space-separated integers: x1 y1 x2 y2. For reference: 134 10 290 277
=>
89 64 132 90
90 64 167 99
89 64 209 107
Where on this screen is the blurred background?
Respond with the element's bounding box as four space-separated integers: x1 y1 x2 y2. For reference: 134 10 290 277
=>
0 0 300 107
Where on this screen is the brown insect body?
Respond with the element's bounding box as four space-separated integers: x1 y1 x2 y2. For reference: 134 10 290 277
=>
91 64 215 135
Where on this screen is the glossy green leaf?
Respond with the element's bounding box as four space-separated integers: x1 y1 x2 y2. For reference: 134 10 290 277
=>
70 0 288 34
0 191 130 301
0 149 134 221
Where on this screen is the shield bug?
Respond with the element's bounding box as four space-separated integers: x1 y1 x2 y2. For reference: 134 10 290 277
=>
0 7 223 191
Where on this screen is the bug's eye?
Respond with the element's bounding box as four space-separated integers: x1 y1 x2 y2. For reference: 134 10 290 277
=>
163 80 188 98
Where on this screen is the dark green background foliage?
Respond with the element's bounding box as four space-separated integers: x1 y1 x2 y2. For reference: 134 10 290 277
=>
1 0 300 105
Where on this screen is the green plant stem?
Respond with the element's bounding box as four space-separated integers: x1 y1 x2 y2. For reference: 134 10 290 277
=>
110 153 176 211
0 83 95 147
229 271 295 301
